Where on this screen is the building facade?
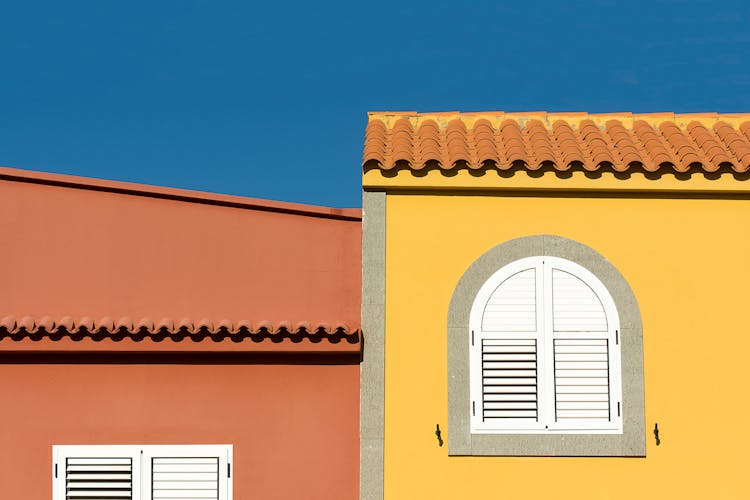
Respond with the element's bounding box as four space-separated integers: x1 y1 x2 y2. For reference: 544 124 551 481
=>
4 110 750 499
361 112 750 499
0 167 362 500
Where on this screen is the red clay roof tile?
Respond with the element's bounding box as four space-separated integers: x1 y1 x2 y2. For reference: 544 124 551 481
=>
363 112 750 173
0 315 360 343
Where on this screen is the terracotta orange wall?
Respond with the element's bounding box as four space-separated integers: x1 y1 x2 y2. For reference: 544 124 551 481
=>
0 171 362 499
0 175 361 324
0 362 359 500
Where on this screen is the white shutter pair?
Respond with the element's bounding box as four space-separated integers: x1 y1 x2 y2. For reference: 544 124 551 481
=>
53 445 232 500
469 256 622 434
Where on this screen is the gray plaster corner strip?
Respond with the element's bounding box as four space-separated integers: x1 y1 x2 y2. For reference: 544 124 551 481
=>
361 190 386 500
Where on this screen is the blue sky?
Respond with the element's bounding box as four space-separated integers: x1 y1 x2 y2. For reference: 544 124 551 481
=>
1 0 749 207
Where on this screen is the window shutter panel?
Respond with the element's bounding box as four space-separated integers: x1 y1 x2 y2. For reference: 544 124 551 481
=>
65 457 133 499
143 446 231 500
551 268 614 426
151 457 220 500
482 338 538 419
472 264 543 431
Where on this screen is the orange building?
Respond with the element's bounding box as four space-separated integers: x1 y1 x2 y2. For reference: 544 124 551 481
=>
0 167 362 500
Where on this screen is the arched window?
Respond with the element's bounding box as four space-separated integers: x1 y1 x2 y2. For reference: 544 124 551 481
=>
470 256 622 433
447 235 645 456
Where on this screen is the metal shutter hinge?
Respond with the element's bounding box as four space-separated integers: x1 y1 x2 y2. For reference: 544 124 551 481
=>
617 402 621 417
616 330 619 345
471 330 474 346
54 463 57 479
472 401 476 416
227 463 231 478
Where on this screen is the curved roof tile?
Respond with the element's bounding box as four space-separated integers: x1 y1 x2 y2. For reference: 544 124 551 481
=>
363 112 750 173
0 315 360 342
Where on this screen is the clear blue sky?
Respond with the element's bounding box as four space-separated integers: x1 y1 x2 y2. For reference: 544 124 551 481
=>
2 0 749 207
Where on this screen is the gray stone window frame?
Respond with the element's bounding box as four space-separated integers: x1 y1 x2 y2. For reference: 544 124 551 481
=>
448 235 645 456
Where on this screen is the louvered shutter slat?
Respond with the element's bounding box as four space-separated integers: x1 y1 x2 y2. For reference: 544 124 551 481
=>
555 385 609 394
556 410 610 418
154 463 218 473
482 344 537 353
484 393 537 401
152 489 219 498
554 344 608 353
66 458 132 500
556 392 609 401
484 368 536 376
66 494 132 498
484 401 537 409
556 353 608 361
556 361 608 369
484 410 537 418
556 369 609 378
152 472 218 481
69 482 132 489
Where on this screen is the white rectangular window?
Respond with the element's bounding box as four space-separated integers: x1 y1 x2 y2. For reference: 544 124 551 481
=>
52 445 232 500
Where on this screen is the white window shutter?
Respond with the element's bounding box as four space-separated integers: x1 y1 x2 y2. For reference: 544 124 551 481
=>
143 445 232 500
549 261 620 431
151 457 219 500
470 256 622 434
53 445 232 500
471 261 544 432
54 446 142 500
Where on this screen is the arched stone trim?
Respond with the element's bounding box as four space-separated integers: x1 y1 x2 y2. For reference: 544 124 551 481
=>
447 235 645 456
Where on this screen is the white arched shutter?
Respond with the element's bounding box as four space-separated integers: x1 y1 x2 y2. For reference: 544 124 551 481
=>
548 260 621 431
471 259 545 432
470 256 622 434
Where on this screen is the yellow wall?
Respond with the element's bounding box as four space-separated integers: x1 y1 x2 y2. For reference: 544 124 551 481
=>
383 190 750 499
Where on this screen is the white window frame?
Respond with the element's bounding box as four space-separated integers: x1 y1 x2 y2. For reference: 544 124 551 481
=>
469 256 623 435
52 444 233 500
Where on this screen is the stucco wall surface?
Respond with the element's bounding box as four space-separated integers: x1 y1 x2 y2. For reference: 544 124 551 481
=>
0 170 362 499
0 176 361 325
382 193 750 499
0 362 359 500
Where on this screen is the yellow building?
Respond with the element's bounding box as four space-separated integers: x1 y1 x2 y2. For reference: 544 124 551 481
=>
360 112 750 499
